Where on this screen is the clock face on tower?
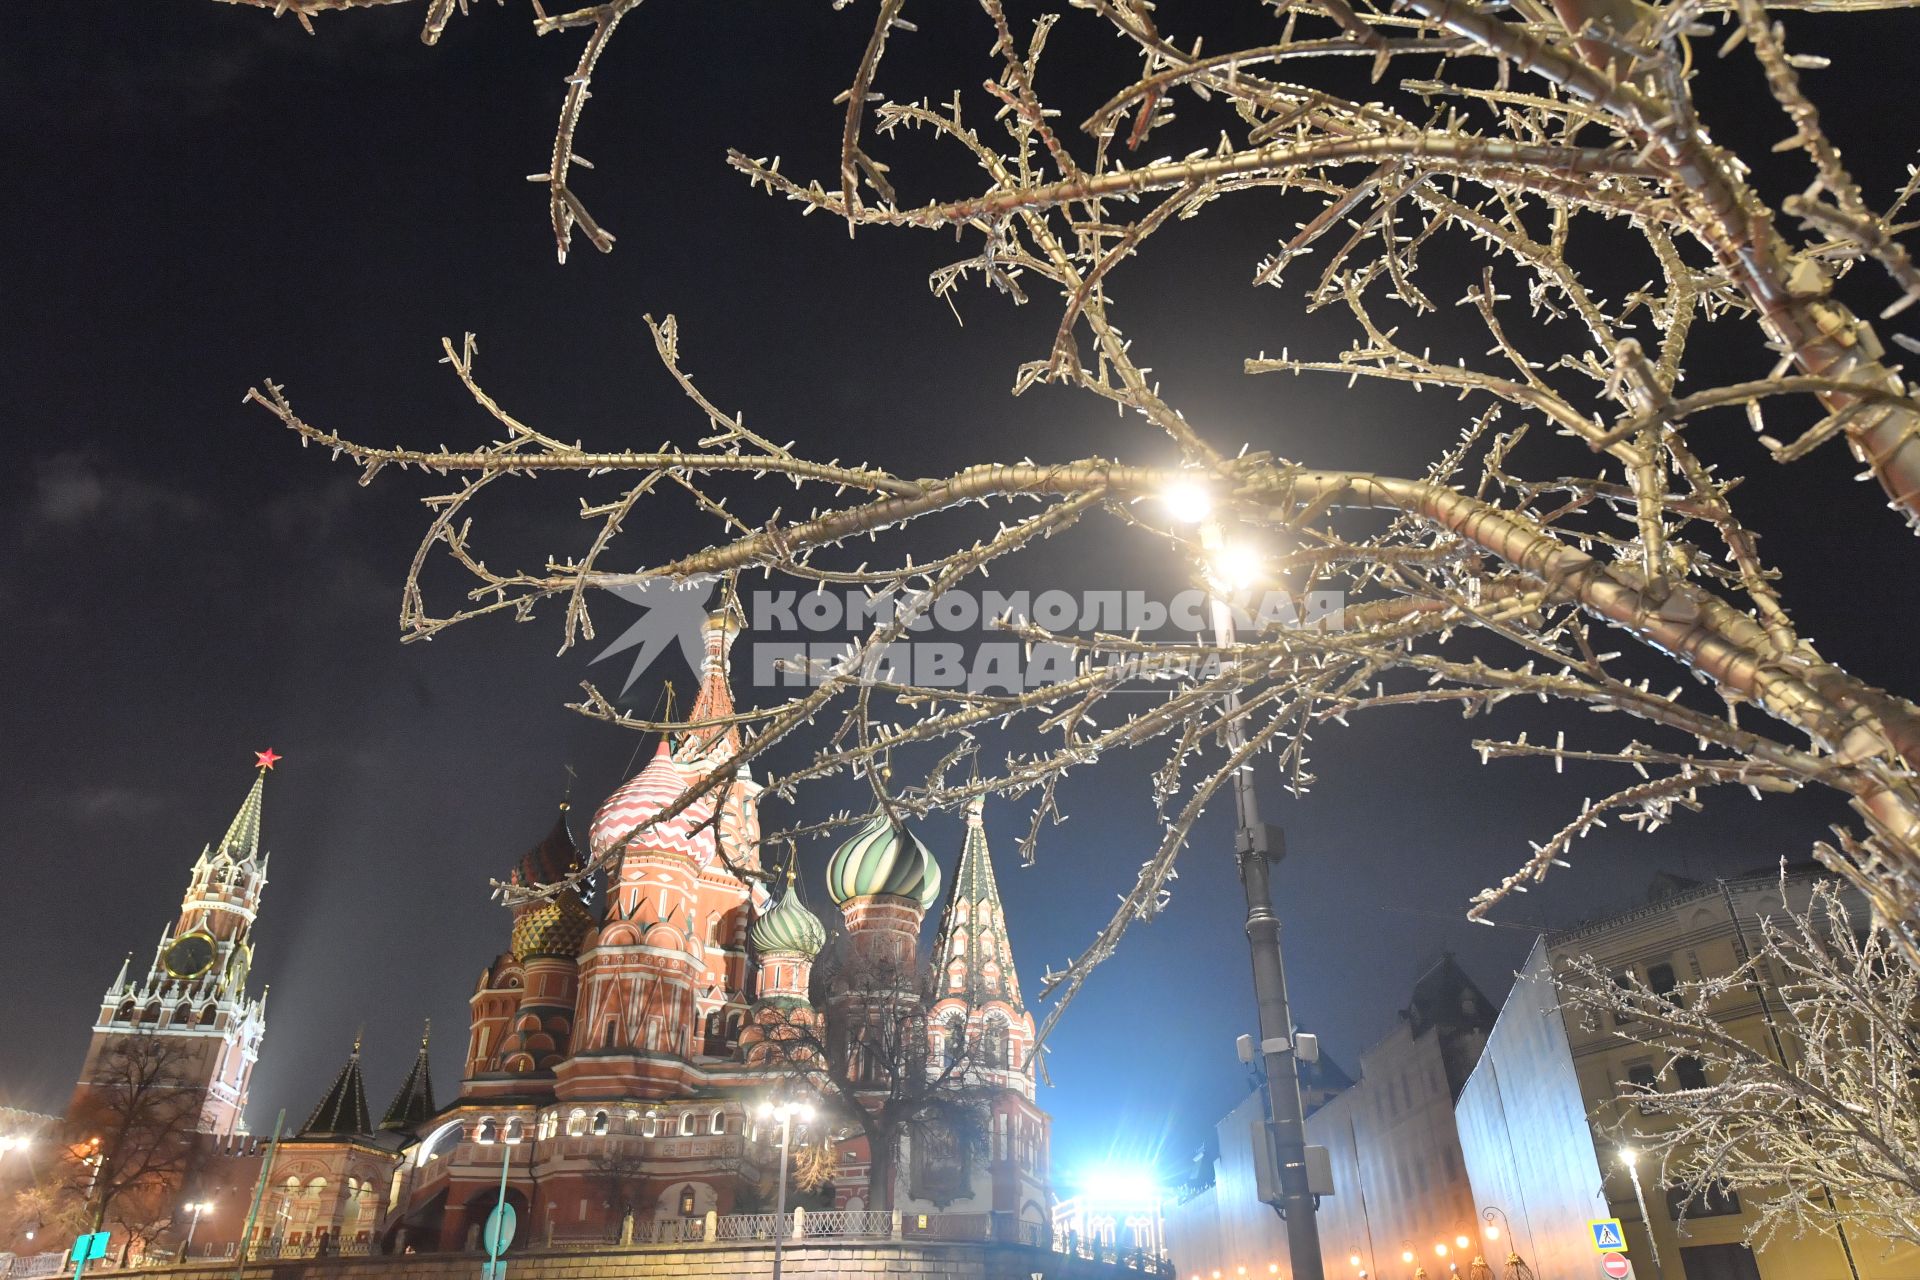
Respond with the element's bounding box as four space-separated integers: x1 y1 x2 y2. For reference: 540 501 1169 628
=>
163 932 217 979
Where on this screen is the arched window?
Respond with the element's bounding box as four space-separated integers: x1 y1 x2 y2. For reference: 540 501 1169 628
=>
642 1112 659 1138
504 1117 525 1143
115 1000 134 1022
141 1001 162 1023
982 1018 1009 1068
172 1001 193 1025
565 1109 587 1137
477 1119 498 1144
591 1110 609 1136
199 1004 219 1026
679 1112 698 1137
941 1019 963 1067
709 1110 725 1136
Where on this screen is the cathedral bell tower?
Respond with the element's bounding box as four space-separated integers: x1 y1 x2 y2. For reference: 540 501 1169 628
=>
70 752 278 1135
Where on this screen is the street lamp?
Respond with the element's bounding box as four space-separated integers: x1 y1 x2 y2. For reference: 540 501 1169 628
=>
756 1098 815 1280
182 1201 213 1257
482 1122 524 1280
1168 489 1323 1280
1618 1148 1666 1280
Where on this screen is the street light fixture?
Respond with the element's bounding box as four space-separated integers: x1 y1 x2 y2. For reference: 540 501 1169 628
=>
1618 1147 1666 1280
1174 492 1322 1280
756 1098 815 1280
1161 481 1214 525
182 1201 213 1257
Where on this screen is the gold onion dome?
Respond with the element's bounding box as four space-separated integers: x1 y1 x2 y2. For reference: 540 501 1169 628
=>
510 892 596 961
748 881 827 958
509 808 594 960
825 811 941 909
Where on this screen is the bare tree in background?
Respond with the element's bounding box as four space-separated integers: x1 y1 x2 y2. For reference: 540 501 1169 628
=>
750 947 993 1213
1560 873 1920 1249
584 1146 648 1240
66 1033 204 1243
223 1 1920 1038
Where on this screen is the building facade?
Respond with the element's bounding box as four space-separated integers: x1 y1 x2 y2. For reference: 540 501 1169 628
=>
219 601 1052 1256
1458 868 1920 1280
1164 956 1495 1280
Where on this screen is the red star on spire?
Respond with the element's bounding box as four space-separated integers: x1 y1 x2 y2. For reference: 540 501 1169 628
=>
255 748 282 771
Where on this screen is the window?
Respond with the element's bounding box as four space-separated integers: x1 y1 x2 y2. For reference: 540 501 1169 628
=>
566 1109 586 1137
1627 1062 1659 1113
710 1110 726 1135
642 1112 659 1138
477 1119 498 1144
1613 971 1638 1025
1674 1055 1709 1090
604 1018 618 1047
680 1112 699 1137
678 1187 698 1217
1666 1182 1743 1220
1647 962 1681 1006
591 1110 609 1136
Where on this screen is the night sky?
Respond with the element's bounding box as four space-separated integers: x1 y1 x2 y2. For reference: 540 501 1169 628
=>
3 2 1914 1190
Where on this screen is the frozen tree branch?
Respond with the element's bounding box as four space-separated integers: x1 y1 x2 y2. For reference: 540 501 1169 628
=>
221 0 1920 1040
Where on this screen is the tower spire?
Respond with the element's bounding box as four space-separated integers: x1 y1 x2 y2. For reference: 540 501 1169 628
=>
929 798 1023 1011
379 1020 437 1131
215 751 277 860
301 1034 372 1137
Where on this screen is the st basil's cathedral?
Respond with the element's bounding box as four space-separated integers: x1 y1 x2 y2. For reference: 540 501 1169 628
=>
57 601 1054 1257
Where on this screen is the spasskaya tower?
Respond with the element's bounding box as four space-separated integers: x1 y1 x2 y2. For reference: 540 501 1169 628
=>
69 752 278 1135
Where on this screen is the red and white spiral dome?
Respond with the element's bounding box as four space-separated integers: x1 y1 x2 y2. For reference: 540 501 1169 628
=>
588 740 720 863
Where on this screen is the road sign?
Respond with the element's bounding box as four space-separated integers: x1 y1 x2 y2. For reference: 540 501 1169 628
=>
482 1203 517 1257
1601 1251 1633 1278
1588 1218 1628 1252
69 1234 108 1264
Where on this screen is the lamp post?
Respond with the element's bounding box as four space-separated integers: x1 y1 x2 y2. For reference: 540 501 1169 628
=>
483 1123 523 1280
1166 483 1324 1280
1618 1148 1665 1280
756 1098 814 1280
182 1202 213 1258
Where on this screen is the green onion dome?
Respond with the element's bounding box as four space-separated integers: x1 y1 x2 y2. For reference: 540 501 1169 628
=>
748 881 827 958
825 811 941 909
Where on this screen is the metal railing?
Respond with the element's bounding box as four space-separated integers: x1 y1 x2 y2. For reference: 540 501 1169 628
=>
5 1253 68 1279
795 1210 891 1239
712 1214 778 1242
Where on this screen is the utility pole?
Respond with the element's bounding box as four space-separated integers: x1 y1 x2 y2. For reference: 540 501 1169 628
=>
1199 517 1325 1280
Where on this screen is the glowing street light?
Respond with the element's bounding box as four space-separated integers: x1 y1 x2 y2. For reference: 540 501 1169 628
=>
1161 481 1214 525
757 1098 816 1280
182 1201 214 1256
1618 1147 1666 1280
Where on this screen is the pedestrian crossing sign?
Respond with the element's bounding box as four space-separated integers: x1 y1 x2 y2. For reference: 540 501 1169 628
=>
1589 1218 1628 1252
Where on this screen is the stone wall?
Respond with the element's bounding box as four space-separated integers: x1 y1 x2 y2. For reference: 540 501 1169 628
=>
91 1240 1161 1280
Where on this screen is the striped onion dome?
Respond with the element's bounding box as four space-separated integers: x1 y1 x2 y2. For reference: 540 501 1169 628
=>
748 882 827 958
588 741 719 862
825 811 941 909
